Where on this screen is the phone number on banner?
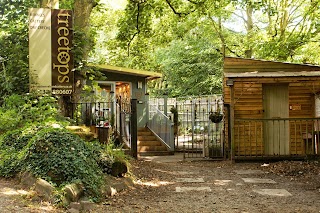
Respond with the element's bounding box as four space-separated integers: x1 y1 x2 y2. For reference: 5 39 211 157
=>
52 89 73 95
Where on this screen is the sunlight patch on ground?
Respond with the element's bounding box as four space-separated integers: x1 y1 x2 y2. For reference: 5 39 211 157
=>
136 180 174 187
253 189 292 197
37 206 57 211
0 187 29 196
242 178 276 184
214 180 232 186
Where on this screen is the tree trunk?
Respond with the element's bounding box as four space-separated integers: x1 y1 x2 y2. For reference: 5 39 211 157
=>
245 5 253 58
40 0 59 8
72 0 97 105
40 0 97 117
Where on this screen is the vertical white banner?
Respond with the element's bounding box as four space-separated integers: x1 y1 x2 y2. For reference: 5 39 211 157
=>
29 8 52 91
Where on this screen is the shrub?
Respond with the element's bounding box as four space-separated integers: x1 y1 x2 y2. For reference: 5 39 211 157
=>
0 126 37 177
24 127 104 198
0 109 22 133
1 127 35 150
0 94 68 133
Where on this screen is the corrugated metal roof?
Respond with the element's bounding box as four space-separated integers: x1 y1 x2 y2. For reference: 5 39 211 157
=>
90 64 162 80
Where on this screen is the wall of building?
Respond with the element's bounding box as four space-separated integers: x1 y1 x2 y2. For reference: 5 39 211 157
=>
223 76 320 157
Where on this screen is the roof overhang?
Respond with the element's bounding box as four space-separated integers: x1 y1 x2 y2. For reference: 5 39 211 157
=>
225 71 320 78
90 64 162 80
224 57 320 77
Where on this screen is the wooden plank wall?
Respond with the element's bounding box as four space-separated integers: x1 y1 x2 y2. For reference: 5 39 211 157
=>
224 77 320 157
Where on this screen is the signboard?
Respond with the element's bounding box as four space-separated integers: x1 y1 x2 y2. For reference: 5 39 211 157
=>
29 8 52 91
29 8 74 95
289 104 301 111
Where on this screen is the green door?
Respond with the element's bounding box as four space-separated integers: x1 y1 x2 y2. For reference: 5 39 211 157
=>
263 84 289 155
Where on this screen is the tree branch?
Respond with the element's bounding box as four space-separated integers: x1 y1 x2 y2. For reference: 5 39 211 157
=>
165 0 197 17
185 0 205 4
127 2 142 56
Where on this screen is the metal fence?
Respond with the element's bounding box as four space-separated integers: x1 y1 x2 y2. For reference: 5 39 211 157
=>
148 105 174 151
70 99 133 147
234 118 320 159
149 95 224 159
71 102 113 127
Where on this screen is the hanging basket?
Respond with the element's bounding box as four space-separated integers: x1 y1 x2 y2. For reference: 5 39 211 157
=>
209 113 223 123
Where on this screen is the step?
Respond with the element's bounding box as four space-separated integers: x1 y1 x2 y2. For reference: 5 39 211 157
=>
138 135 158 141
138 127 148 131
138 141 162 146
138 131 153 136
138 151 174 156
138 145 168 152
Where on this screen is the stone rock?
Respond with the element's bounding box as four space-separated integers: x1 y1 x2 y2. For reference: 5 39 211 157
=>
112 182 128 192
20 171 37 187
35 179 55 201
69 202 81 210
104 186 117 197
80 200 96 211
68 208 80 213
63 183 84 203
103 176 134 197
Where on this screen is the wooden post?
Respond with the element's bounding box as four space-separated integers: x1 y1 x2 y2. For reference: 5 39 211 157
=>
145 93 149 124
131 99 138 159
230 84 235 162
164 93 168 116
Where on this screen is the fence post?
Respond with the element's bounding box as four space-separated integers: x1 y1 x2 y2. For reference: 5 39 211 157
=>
230 84 235 162
110 91 115 123
164 93 168 116
145 93 149 125
131 99 138 159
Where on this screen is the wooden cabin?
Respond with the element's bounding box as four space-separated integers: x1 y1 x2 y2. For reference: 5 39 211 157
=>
89 64 162 128
223 57 320 160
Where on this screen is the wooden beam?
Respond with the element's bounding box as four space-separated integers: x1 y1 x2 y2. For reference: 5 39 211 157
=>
230 83 235 162
225 71 320 77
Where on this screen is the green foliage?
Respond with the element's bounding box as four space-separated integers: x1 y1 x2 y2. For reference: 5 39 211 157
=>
0 126 107 199
0 93 130 200
0 0 39 98
0 109 22 133
0 94 66 133
25 128 104 197
93 136 130 175
1 127 34 150
154 38 222 97
100 0 320 98
0 126 37 177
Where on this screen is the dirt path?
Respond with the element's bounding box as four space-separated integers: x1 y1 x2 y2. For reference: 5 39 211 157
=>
0 178 62 213
93 154 320 213
1 154 320 212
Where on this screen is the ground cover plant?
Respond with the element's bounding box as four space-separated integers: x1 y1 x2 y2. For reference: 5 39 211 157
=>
0 94 130 203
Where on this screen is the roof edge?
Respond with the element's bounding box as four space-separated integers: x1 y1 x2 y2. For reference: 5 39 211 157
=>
225 71 320 78
224 56 320 68
89 64 162 79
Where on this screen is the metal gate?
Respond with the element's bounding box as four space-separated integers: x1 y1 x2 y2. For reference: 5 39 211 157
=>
69 97 138 158
149 95 225 159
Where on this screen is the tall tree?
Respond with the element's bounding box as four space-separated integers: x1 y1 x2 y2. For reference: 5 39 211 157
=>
0 0 100 113
0 0 39 100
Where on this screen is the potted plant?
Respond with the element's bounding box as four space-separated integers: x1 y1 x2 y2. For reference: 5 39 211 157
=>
209 112 223 123
209 105 223 123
